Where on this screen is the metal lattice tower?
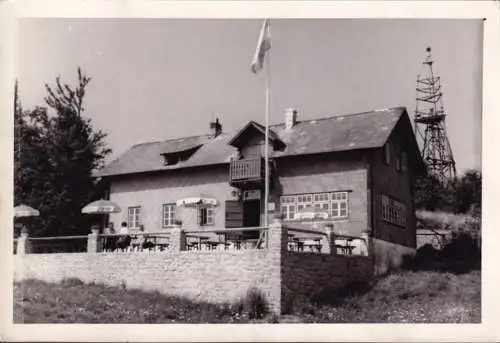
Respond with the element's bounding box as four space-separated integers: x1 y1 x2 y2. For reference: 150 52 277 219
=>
414 47 456 184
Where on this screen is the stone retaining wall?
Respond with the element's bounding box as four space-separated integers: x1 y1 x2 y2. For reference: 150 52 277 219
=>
14 221 376 314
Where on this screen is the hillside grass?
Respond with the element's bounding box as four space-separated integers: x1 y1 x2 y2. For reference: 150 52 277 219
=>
14 270 480 323
416 210 480 233
289 270 480 323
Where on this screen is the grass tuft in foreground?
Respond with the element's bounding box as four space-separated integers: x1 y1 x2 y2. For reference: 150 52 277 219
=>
14 278 267 323
288 270 480 323
14 270 480 323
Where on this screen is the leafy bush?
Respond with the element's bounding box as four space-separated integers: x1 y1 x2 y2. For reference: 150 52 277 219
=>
405 232 480 274
231 287 269 320
60 277 85 287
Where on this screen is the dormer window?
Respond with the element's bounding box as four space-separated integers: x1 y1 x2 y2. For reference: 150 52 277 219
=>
161 145 202 166
163 154 179 166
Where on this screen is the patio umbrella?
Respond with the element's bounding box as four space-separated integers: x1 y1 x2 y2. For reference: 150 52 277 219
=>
82 199 121 232
294 206 329 220
14 204 40 218
81 199 121 214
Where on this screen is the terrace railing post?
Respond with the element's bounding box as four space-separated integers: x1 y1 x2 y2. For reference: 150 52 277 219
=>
268 218 287 253
361 232 372 257
17 227 31 255
323 223 336 255
87 228 100 253
170 226 185 252
267 218 287 314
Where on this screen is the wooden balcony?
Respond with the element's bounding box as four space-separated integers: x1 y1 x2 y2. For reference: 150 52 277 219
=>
229 158 265 189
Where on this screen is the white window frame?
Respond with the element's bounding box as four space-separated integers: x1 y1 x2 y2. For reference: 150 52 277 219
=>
127 206 141 228
381 194 407 227
296 194 313 214
162 203 176 228
280 195 296 220
331 192 348 218
280 191 349 220
199 207 214 226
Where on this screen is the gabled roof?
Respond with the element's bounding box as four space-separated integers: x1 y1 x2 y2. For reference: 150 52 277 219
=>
272 108 403 157
96 107 413 177
229 120 282 147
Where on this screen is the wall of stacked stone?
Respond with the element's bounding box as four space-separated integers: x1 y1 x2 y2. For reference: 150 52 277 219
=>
14 249 280 308
282 253 373 312
14 222 376 314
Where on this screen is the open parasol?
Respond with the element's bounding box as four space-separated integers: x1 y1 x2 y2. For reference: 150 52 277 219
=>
82 199 121 214
14 204 40 218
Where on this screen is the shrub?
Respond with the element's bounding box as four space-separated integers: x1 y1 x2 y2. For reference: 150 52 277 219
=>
60 277 85 287
405 232 480 274
310 281 373 307
232 287 269 320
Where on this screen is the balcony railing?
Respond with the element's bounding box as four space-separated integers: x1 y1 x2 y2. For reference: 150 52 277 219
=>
230 158 263 183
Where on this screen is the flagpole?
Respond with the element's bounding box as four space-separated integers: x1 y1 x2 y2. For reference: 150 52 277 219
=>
264 19 271 228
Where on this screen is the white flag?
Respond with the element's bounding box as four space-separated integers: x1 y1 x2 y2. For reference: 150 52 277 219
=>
251 19 271 73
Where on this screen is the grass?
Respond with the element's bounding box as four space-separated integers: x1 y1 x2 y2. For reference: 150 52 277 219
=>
14 270 480 323
14 278 257 323
416 210 480 233
289 270 480 323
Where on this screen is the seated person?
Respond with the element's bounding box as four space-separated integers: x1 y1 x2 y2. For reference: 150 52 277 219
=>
116 222 132 251
136 224 154 250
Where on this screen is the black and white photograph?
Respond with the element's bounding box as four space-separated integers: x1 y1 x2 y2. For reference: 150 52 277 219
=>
2 1 499 341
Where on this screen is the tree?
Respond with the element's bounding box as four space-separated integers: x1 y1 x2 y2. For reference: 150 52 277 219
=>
453 170 481 216
414 169 482 216
414 174 454 212
14 69 111 237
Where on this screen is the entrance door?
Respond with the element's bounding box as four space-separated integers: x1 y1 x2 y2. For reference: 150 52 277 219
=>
243 200 261 227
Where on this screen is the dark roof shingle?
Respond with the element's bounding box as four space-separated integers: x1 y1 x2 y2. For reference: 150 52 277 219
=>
96 107 406 177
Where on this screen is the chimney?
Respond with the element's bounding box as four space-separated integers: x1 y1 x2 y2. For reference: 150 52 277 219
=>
210 118 222 137
285 108 298 130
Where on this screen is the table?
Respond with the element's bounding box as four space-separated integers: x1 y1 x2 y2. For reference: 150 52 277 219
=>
186 235 210 250
335 244 355 255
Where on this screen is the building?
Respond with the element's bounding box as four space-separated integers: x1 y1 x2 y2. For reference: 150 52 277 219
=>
96 107 425 269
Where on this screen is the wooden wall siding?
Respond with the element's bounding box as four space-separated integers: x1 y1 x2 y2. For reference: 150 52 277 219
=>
371 126 417 248
276 153 368 237
240 134 266 158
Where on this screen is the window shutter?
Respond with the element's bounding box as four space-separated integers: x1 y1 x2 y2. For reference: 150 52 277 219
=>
225 200 243 228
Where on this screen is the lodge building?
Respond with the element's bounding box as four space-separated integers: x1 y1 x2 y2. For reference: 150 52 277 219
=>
96 107 425 252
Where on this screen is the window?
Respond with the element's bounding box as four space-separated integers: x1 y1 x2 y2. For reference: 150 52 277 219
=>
162 204 176 227
313 193 330 214
381 195 406 227
401 152 408 172
297 194 312 213
280 195 296 220
280 191 349 220
199 207 214 226
332 192 348 218
384 142 391 165
127 206 141 228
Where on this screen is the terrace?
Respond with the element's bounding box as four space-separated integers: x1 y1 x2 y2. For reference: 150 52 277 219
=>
14 220 373 314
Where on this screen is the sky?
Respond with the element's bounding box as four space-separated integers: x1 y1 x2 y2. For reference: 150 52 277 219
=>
17 19 483 175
